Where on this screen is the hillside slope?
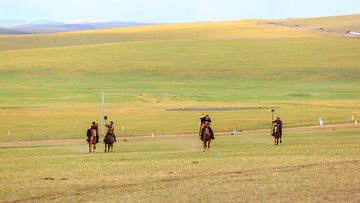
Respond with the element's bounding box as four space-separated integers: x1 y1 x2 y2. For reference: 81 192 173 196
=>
281 14 360 32
0 20 318 51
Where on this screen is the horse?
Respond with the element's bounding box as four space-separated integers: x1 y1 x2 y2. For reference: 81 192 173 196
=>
104 132 115 152
202 122 211 152
88 129 97 152
274 124 281 145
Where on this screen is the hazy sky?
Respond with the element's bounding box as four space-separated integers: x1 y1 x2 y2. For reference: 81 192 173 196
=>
0 0 359 23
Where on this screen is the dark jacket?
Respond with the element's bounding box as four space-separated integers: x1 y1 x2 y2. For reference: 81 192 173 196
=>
91 124 98 130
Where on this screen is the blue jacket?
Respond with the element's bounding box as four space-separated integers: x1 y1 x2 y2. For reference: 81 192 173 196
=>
273 120 283 126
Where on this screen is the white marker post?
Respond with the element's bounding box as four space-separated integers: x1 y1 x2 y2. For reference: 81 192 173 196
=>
102 90 104 136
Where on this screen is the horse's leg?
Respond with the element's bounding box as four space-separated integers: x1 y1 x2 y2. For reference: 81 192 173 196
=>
207 139 211 151
105 143 107 152
89 142 92 152
111 143 113 152
93 143 96 152
203 138 206 152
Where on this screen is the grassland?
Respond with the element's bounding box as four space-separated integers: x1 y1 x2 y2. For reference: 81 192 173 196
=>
0 16 360 142
0 15 359 202
0 127 359 202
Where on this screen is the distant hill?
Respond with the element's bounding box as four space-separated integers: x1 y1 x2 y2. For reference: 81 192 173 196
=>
0 21 165 34
86 21 165 29
0 28 28 34
9 24 97 33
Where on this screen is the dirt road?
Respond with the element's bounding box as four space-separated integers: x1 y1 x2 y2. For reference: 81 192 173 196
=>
0 123 357 146
258 21 359 37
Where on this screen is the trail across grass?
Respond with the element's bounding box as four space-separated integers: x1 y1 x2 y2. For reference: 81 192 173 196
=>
0 127 359 202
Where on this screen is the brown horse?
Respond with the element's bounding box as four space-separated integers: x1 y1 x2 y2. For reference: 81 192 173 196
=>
104 132 115 152
89 129 97 152
274 124 281 145
202 122 211 152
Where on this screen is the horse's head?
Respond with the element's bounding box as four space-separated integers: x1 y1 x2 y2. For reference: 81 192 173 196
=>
91 129 97 136
274 124 280 133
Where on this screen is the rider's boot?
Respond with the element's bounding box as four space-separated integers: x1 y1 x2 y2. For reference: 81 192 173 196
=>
210 129 215 140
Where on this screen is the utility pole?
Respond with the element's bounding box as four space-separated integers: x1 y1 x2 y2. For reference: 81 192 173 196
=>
269 109 275 134
102 90 104 136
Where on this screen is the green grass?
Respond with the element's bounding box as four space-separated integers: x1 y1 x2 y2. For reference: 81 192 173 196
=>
0 127 359 202
0 18 360 142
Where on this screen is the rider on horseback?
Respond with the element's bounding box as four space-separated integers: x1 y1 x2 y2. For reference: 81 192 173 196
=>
92 122 99 143
87 122 99 143
104 121 117 142
272 117 283 137
199 115 215 140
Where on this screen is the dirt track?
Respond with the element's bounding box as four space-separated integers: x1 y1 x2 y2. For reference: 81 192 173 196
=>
258 21 360 37
0 123 358 146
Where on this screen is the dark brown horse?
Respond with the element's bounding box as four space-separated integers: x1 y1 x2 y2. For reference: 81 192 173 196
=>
274 124 281 145
202 122 211 152
89 129 97 152
104 132 115 152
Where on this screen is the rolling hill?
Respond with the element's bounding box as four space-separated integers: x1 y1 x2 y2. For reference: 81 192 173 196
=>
0 14 359 141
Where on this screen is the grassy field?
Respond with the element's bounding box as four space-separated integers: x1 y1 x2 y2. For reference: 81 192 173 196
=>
0 16 360 142
0 127 359 202
1 13 359 203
